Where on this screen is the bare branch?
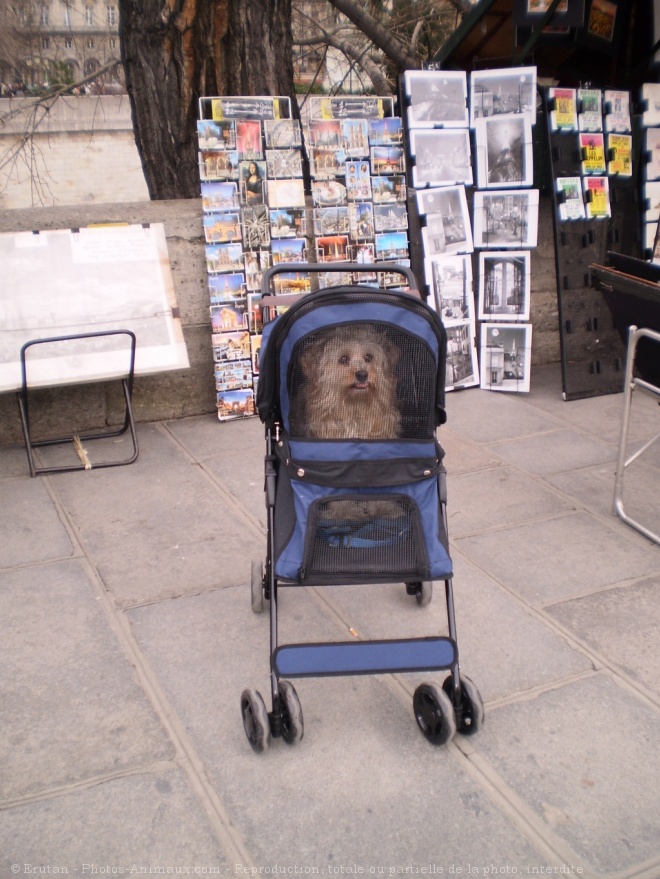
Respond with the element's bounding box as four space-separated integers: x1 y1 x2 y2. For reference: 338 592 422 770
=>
325 0 423 71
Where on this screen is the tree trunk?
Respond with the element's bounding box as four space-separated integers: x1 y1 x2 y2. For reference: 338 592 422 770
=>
119 0 296 200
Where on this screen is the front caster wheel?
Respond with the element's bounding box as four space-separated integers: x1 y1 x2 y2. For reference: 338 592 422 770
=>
405 581 433 607
278 680 304 745
240 688 271 752
442 674 485 736
251 560 264 613
413 682 456 746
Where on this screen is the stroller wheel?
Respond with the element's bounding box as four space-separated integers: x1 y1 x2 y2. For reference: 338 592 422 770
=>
240 688 271 753
413 682 456 746
278 680 304 745
405 581 433 607
442 674 485 736
251 560 265 613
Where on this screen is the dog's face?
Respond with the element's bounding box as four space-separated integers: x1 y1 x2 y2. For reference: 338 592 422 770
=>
294 325 401 439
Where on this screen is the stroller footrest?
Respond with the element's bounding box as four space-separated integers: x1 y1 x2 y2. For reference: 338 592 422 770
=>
273 636 457 678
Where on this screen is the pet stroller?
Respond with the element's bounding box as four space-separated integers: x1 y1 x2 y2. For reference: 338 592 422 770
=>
241 263 484 751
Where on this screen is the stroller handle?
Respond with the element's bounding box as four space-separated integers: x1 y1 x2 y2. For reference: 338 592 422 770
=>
261 262 420 297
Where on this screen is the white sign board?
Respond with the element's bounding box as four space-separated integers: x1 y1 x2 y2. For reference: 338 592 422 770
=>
0 223 189 392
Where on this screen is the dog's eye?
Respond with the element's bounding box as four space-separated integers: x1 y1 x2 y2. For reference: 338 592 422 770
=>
338 355 350 365
364 353 373 363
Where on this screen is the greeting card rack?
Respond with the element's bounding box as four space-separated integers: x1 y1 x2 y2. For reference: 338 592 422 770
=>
545 87 637 400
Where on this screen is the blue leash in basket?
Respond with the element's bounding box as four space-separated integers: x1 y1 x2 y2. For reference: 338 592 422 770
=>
317 516 411 548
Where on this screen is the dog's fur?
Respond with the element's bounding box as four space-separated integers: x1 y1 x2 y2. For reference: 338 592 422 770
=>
290 325 401 439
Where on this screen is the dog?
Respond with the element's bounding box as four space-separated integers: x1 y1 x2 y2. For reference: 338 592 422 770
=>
290 324 401 439
290 324 402 523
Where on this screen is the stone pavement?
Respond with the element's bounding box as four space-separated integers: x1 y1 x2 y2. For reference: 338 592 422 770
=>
1 363 659 879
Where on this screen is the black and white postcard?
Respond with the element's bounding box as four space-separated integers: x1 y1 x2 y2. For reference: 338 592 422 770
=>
244 250 271 292
479 323 532 393
475 114 533 188
265 149 303 178
404 70 469 128
264 118 302 149
410 130 473 187
473 189 539 248
469 67 537 127
241 205 270 250
417 185 473 255
445 323 479 390
425 253 474 323
478 251 531 320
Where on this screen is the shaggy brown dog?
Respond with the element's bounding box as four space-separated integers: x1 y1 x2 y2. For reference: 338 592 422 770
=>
291 324 401 439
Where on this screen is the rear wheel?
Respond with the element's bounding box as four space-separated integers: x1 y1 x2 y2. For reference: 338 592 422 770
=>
442 674 485 736
413 682 456 746
405 581 433 606
240 688 271 752
278 680 304 745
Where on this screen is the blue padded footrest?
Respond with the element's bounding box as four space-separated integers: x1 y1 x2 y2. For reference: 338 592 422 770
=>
273 636 457 678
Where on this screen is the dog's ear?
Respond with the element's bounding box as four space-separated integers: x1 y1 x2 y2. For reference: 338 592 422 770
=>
297 336 320 380
380 333 400 368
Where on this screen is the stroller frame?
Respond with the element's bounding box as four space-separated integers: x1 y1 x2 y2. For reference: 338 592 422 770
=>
241 264 484 751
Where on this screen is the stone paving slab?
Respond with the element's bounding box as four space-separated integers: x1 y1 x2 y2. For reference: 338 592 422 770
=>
444 388 562 444
0 769 231 874
485 429 616 476
438 426 503 475
546 574 660 700
475 673 660 875
447 465 574 537
0 474 74 568
0 560 173 801
128 584 548 872
47 423 262 606
312 553 592 704
455 511 660 606
0 442 31 478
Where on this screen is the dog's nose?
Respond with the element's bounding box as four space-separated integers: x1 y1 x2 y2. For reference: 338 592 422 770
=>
355 369 368 383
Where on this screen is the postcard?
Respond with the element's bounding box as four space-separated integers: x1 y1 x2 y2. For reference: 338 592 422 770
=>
208 272 246 303
343 119 370 157
410 129 473 187
345 160 373 201
469 67 537 126
604 89 631 133
473 189 539 248
607 133 632 176
368 117 404 147
424 253 474 323
216 387 255 421
236 120 263 159
197 119 236 150
247 292 264 332
310 147 346 178
199 150 239 180
583 176 611 219
373 203 408 233
272 272 311 295
644 182 660 223
370 146 406 176
646 128 660 180
375 231 409 262
478 251 530 321
265 149 303 178
308 119 343 148
241 205 270 250
271 237 307 265
577 88 602 132
215 359 253 392
556 176 586 221
264 118 302 149
445 322 480 391
268 178 306 209
548 87 578 131
475 114 533 188
587 0 617 42
348 202 375 240
579 132 606 174
243 250 271 292
210 298 249 333
312 179 348 207
372 175 406 204
205 242 244 274
316 234 350 263
642 83 660 127
270 208 307 238
404 70 469 128
201 181 239 212
313 206 350 236
203 211 242 244
212 330 251 362
479 323 532 393
416 185 473 255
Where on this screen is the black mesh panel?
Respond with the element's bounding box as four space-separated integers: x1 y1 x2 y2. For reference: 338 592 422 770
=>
288 323 437 439
306 496 424 579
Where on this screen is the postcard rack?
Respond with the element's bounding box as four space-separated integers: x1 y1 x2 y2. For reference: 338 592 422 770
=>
544 87 637 400
17 330 139 477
